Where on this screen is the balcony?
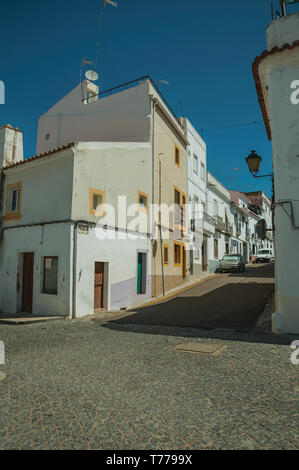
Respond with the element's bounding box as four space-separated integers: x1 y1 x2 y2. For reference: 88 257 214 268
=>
215 215 226 231
203 212 216 225
225 223 233 235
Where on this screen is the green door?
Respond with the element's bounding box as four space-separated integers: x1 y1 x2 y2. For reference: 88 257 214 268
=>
137 253 142 294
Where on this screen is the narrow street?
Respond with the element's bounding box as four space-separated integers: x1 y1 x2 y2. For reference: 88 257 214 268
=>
112 263 275 331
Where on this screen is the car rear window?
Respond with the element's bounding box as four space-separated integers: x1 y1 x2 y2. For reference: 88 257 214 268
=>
222 255 240 261
258 250 269 254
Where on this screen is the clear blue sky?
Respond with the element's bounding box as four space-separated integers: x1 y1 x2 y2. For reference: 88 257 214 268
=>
1 0 298 198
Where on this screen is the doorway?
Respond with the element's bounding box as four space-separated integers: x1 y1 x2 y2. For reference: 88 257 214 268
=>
22 252 34 312
137 252 147 294
202 237 208 271
94 262 104 310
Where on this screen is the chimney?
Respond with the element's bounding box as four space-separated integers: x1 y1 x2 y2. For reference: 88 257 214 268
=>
0 124 24 167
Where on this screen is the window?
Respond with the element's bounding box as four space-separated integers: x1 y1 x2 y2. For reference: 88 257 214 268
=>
214 239 218 258
175 145 180 167
163 244 169 266
213 199 218 218
193 154 198 174
200 162 205 181
90 189 105 216
138 191 149 213
174 242 182 266
43 257 58 295
5 182 22 220
174 189 181 205
174 187 186 230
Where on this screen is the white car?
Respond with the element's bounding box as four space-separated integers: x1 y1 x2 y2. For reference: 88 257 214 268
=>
256 249 274 263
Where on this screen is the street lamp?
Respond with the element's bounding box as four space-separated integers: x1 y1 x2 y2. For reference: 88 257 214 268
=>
246 150 262 175
245 150 275 235
245 150 273 178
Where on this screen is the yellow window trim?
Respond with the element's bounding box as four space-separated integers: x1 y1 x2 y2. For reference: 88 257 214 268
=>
137 190 149 213
175 144 180 167
89 188 105 216
163 243 169 266
174 241 184 267
174 186 187 231
5 181 23 220
174 186 182 205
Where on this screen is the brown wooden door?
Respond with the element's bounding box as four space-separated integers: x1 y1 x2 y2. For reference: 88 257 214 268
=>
22 253 34 312
94 262 104 309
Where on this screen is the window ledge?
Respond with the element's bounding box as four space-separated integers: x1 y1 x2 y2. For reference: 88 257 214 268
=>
3 213 22 221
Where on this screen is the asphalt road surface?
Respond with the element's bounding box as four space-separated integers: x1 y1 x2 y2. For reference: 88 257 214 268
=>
112 263 275 331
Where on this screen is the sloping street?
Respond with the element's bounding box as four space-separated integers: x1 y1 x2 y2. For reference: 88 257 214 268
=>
112 263 275 331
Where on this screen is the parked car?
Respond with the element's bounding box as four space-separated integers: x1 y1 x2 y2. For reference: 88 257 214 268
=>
256 249 274 263
218 254 246 273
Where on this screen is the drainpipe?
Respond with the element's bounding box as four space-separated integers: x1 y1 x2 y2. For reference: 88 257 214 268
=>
150 96 157 295
159 158 165 297
72 221 78 319
0 170 5 244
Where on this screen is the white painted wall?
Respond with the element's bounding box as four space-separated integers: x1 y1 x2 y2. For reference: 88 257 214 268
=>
71 141 153 316
259 12 299 333
207 173 232 270
266 12 299 50
0 223 72 316
2 147 74 226
75 227 151 316
181 118 207 271
71 142 152 226
36 80 151 155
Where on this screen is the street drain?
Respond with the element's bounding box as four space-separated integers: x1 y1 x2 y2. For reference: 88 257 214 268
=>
0 371 6 381
174 343 226 355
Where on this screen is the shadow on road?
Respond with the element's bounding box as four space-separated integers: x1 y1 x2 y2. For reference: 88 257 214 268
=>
99 281 290 345
101 321 294 346
227 263 275 279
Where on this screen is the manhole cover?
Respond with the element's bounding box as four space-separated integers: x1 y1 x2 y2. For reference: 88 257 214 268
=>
175 342 225 355
0 372 6 381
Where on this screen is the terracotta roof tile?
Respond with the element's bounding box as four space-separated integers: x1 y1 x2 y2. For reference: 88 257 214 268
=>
2 142 75 171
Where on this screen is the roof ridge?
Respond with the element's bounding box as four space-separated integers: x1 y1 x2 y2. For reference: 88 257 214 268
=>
2 142 75 171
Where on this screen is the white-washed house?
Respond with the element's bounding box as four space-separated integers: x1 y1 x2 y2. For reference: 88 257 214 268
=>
0 140 153 317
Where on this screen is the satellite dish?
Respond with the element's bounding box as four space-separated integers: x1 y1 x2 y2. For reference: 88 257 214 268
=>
85 70 99 82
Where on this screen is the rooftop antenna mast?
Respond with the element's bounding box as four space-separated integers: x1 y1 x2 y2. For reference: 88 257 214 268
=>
80 0 117 100
94 0 118 73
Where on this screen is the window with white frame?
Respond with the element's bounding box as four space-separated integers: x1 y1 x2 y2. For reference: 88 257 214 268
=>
193 154 198 174
213 199 218 217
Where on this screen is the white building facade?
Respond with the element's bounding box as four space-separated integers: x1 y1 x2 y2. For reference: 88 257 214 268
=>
180 118 209 278
0 141 153 318
253 11 299 333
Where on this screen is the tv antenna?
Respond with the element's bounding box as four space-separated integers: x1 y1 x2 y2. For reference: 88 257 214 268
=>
94 0 118 73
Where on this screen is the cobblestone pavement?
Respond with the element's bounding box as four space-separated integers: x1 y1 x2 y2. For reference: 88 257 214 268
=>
0 318 298 450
